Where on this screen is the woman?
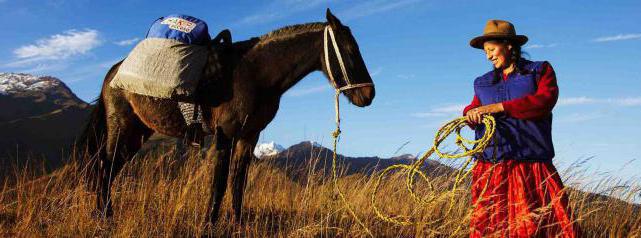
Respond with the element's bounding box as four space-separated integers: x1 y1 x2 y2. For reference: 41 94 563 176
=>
463 20 579 237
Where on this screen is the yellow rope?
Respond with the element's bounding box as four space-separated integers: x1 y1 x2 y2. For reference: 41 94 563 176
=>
331 90 374 237
330 97 496 232
370 116 495 225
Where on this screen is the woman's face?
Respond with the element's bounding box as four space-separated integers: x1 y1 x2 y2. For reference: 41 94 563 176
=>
483 41 512 69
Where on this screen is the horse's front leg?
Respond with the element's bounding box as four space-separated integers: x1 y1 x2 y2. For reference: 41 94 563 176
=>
205 126 234 226
230 134 259 224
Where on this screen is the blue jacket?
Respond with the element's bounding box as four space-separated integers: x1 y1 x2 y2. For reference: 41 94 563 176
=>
473 60 555 162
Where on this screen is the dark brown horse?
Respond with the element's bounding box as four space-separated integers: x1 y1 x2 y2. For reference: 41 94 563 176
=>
78 9 375 225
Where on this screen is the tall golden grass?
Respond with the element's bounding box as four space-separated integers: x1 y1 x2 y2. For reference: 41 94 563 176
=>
0 143 639 237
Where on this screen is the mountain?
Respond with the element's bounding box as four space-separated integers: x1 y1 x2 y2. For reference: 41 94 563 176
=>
0 73 92 170
253 141 285 158
258 141 454 183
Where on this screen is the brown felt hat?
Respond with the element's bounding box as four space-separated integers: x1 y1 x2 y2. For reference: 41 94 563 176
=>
470 19 528 49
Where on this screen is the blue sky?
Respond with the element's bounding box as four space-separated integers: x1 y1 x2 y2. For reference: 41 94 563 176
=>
1 0 640 183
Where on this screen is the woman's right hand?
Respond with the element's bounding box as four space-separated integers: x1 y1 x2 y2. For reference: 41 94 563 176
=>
466 108 483 125
465 103 504 125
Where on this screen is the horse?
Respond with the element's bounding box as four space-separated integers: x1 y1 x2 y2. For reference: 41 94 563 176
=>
78 9 375 225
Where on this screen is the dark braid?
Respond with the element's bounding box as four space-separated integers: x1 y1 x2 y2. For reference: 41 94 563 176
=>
502 39 523 73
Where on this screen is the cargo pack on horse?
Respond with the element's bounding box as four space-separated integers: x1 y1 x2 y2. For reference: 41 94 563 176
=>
77 9 375 225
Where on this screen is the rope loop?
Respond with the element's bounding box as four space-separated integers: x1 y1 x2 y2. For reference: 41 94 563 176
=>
331 112 496 231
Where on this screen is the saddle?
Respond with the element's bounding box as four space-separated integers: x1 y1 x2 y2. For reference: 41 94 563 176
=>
181 28 232 146
109 14 233 145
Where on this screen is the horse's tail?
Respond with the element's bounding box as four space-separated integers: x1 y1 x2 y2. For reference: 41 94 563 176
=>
74 94 107 190
74 61 121 190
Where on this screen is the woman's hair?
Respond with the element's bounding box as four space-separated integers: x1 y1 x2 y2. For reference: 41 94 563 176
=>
490 39 531 83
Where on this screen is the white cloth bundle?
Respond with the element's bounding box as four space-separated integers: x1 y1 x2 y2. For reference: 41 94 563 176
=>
110 38 208 100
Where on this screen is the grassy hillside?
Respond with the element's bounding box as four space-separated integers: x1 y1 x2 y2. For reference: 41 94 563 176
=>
0 144 639 237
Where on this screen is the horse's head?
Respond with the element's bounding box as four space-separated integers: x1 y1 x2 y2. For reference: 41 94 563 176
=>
322 9 375 107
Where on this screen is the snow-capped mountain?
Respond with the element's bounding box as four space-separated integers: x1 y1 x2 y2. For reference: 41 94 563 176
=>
264 141 452 182
0 72 91 168
392 154 418 160
0 73 63 95
254 141 285 158
308 140 323 147
0 73 88 123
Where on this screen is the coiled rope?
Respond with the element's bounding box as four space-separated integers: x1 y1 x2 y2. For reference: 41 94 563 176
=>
330 96 496 235
369 116 495 226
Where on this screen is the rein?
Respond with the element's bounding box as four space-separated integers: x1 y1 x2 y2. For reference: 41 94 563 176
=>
323 25 375 236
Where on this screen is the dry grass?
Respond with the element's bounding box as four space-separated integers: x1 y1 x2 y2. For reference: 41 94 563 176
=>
0 145 640 237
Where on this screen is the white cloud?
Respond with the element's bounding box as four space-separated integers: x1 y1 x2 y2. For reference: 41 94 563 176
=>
524 43 557 49
610 97 641 106
410 96 641 120
340 0 421 20
370 67 383 77
556 112 605 123
397 74 415 79
286 85 330 97
557 96 597 106
432 104 465 113
593 33 641 42
558 96 641 107
602 97 636 106
114 37 140 46
412 104 465 118
22 63 68 73
10 29 101 66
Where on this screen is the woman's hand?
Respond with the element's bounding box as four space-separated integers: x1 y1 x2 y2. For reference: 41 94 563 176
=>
465 103 504 124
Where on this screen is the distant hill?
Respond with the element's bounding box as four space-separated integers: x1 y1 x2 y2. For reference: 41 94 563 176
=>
138 138 454 184
257 141 455 183
0 73 92 170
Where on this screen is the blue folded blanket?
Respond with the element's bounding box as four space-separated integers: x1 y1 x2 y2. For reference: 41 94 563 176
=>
146 14 211 45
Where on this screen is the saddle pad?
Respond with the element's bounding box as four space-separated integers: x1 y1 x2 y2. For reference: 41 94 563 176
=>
110 38 208 99
109 14 211 100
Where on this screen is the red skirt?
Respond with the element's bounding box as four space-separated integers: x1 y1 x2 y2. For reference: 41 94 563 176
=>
469 160 579 238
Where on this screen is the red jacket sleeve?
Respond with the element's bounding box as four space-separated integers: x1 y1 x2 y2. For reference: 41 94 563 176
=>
463 95 481 116
501 62 559 120
462 95 481 128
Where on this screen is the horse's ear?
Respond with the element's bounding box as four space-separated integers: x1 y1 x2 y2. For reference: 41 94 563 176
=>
326 8 343 28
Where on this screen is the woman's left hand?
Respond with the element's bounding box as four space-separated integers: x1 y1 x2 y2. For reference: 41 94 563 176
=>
466 103 504 124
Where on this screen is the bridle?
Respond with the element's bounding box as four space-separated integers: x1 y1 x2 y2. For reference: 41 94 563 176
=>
323 25 374 93
323 25 374 136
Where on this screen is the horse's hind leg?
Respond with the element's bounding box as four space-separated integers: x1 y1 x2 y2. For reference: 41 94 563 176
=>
205 126 234 226
230 134 259 224
97 95 152 217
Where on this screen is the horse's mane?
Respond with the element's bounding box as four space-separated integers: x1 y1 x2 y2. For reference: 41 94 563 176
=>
233 22 326 51
231 22 326 59
258 22 326 43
